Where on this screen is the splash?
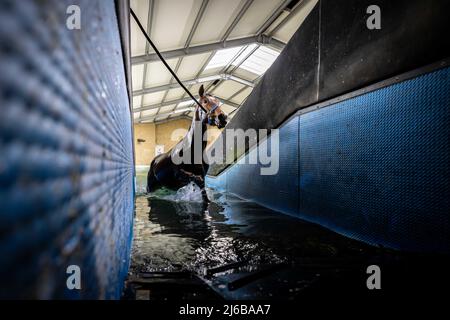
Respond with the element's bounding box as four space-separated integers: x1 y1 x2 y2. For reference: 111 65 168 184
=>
168 182 204 202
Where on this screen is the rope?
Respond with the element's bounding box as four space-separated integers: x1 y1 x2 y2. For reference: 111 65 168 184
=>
130 9 206 113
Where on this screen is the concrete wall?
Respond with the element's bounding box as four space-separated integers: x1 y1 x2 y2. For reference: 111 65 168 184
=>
134 119 192 166
134 123 156 166
156 119 192 151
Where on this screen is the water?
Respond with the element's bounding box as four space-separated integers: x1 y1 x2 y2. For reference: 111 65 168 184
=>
130 173 375 276
128 172 450 299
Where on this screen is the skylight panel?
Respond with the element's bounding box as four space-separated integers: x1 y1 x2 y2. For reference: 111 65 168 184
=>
204 46 245 70
204 45 280 76
239 46 280 75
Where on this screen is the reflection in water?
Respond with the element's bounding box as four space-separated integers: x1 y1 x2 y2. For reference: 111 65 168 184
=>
130 174 375 277
130 194 286 275
129 173 450 299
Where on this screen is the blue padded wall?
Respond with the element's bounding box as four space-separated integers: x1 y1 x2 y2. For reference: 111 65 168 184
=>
0 0 134 298
226 118 299 216
207 66 450 253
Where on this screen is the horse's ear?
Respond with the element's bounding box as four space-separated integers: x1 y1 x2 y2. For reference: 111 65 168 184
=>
199 85 205 98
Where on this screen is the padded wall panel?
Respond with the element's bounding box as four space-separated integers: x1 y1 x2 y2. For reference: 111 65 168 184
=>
207 66 450 253
206 170 228 193
208 117 300 217
299 67 449 252
208 0 450 177
0 0 134 299
319 0 450 101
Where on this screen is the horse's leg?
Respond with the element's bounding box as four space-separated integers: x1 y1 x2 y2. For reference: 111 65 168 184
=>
146 160 159 193
200 164 210 203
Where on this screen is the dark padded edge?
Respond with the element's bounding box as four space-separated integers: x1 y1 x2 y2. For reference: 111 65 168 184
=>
208 57 450 179
208 0 450 176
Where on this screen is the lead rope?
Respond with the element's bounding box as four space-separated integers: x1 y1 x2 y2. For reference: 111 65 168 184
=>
130 9 207 113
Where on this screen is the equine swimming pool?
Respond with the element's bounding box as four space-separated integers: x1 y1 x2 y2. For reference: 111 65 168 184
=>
125 172 449 300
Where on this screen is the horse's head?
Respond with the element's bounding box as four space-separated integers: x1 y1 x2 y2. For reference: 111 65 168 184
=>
198 85 228 129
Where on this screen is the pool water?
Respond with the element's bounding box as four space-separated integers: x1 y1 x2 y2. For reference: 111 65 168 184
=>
126 172 449 299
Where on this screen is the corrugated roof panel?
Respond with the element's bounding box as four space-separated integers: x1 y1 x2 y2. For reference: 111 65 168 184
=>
132 64 145 91
189 83 209 96
154 115 169 121
178 53 213 79
228 0 285 39
150 0 201 51
144 58 179 88
232 67 260 81
165 88 185 101
142 109 158 117
190 0 243 45
221 104 236 114
263 10 289 35
133 96 143 108
142 91 166 105
130 0 150 56
272 0 318 43
158 105 177 114
213 80 246 98
230 86 252 104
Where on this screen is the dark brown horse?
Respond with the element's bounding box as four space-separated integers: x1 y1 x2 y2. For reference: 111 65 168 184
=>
146 85 228 201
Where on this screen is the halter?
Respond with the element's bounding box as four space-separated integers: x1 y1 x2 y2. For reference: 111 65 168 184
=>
201 94 228 128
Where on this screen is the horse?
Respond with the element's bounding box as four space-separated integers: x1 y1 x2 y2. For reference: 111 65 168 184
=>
146 85 228 202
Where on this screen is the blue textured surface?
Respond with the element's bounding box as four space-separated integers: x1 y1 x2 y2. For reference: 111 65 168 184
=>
0 0 134 298
207 67 450 253
224 118 300 216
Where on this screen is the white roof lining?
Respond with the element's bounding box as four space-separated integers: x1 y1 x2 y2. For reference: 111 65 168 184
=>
131 0 317 123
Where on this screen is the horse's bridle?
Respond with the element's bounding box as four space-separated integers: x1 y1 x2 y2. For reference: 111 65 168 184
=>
202 94 227 127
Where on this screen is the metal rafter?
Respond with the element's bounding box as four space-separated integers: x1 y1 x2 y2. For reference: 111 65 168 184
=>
228 85 249 102
169 51 216 115
133 73 254 96
256 0 293 35
134 96 239 114
135 0 297 123
204 44 249 93
173 0 256 116
207 0 295 109
221 0 254 41
156 58 182 115
206 43 260 94
131 35 285 65
214 0 297 116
